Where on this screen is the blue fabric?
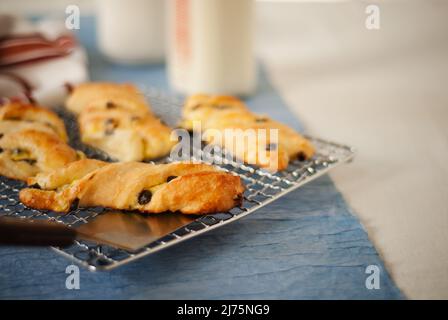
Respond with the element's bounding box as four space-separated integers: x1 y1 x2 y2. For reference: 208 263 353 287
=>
0 17 403 299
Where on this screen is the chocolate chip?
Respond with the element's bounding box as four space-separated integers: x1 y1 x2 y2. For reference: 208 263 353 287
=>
233 194 243 205
22 159 36 165
166 176 177 183
11 148 23 156
104 118 118 135
0 147 3 153
191 104 202 110
214 105 231 110
130 116 141 121
64 82 74 94
106 101 116 109
0 133 3 139
265 143 277 151
297 151 307 162
28 183 41 189
69 198 80 211
255 118 268 123
137 189 152 205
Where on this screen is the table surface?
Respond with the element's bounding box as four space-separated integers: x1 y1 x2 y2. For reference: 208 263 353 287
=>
256 0 448 299
0 15 404 299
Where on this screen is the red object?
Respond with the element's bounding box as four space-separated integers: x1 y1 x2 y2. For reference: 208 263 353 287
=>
0 33 77 68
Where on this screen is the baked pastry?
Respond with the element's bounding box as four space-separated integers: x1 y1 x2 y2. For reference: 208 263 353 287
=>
65 82 176 161
0 102 83 180
0 102 68 141
79 106 175 161
65 82 151 116
27 158 107 190
0 129 81 181
0 120 59 139
20 161 245 215
180 94 315 171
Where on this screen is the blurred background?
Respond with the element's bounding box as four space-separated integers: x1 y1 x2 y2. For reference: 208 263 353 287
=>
0 0 447 299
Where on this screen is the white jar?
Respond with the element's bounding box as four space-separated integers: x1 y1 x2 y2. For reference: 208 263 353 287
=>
97 0 165 64
167 0 256 96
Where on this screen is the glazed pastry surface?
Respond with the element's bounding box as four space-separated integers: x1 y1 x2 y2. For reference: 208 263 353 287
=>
181 94 315 171
27 158 107 190
65 82 151 116
0 102 68 141
20 162 245 214
66 82 176 161
0 129 80 180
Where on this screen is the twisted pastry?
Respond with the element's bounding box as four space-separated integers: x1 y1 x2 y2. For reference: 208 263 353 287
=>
20 161 245 215
180 94 315 171
66 82 176 161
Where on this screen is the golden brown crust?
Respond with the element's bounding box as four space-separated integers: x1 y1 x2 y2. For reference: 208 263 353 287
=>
65 82 151 116
66 82 175 161
0 129 79 180
0 102 68 141
79 107 175 161
180 94 315 171
0 120 59 139
144 171 244 214
19 188 70 212
27 158 107 189
19 161 245 214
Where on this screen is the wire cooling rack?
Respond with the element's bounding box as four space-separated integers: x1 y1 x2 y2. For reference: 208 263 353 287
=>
0 90 355 271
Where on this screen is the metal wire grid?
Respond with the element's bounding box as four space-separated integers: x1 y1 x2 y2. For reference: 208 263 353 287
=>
0 90 355 271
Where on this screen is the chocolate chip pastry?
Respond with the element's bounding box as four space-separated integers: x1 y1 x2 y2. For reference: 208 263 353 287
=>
66 82 176 161
20 161 245 215
180 94 315 171
0 102 82 180
0 102 68 141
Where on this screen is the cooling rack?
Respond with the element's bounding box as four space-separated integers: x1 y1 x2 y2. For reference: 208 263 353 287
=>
0 89 355 271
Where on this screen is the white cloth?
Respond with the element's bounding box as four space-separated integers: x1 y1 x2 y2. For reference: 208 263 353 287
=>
0 15 88 107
